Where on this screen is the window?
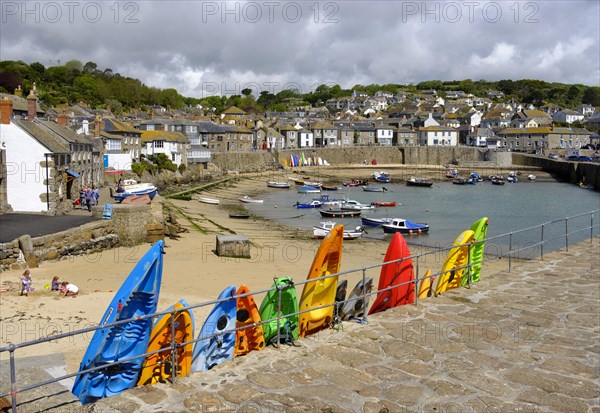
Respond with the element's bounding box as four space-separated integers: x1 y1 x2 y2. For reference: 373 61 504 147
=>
155 141 164 148
433 139 439 145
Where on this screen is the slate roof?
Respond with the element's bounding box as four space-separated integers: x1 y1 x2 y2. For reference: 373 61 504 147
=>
0 93 44 114
13 119 70 153
100 118 141 134
141 131 189 143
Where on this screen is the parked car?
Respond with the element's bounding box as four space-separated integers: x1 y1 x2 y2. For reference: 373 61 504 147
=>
548 153 559 160
577 156 593 162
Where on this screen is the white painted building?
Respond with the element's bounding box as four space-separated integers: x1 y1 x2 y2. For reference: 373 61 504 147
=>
375 125 395 146
140 131 188 166
553 110 585 124
418 126 458 146
298 129 314 148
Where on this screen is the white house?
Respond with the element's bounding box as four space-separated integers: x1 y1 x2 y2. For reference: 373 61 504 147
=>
298 129 314 148
418 126 458 146
140 131 189 166
553 109 585 124
0 98 68 212
466 127 495 147
375 125 395 146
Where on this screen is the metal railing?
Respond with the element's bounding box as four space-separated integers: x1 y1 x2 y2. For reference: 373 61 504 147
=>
1 209 598 412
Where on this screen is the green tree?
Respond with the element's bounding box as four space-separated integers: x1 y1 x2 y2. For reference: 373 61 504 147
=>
64 60 83 73
582 88 600 106
241 88 252 96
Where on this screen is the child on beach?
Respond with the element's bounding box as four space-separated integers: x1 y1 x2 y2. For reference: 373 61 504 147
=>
20 270 34 296
51 276 61 291
61 281 79 297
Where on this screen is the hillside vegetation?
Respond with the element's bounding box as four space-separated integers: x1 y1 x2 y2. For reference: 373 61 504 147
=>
1 59 598 114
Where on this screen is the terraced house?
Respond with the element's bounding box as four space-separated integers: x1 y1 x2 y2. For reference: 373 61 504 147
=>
495 126 591 150
140 131 189 166
0 91 96 213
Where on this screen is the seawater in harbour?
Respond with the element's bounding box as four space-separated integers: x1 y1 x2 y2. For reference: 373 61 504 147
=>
243 180 600 258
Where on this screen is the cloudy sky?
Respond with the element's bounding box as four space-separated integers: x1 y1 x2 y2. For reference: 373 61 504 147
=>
1 0 599 97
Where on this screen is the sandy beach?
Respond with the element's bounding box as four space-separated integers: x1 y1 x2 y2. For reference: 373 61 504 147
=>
0 165 512 373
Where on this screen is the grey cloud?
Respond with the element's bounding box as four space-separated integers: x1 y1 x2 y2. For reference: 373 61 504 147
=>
0 1 598 97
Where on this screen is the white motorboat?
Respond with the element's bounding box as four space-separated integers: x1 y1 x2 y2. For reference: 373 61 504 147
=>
313 221 365 240
198 197 220 205
340 199 375 211
267 181 291 188
239 195 264 203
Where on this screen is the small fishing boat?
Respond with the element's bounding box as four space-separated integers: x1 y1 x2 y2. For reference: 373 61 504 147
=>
297 185 321 194
293 179 305 186
373 174 391 183
341 200 375 211
114 185 158 203
321 184 340 191
452 178 468 185
362 186 387 192
506 176 519 183
491 178 506 186
267 181 291 189
313 221 365 240
342 179 368 187
445 169 458 178
382 218 429 234
527 174 536 181
295 200 323 209
361 217 393 228
405 177 433 187
303 181 322 187
239 195 264 203
229 213 250 219
320 209 362 218
198 197 220 205
370 201 398 207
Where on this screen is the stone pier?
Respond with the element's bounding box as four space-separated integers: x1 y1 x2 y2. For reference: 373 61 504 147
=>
2 238 599 412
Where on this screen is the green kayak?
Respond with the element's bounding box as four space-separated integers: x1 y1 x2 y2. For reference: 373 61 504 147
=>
259 277 299 344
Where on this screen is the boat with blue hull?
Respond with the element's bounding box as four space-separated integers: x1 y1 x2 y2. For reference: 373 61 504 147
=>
295 200 323 208
72 241 164 404
191 286 237 372
114 183 158 203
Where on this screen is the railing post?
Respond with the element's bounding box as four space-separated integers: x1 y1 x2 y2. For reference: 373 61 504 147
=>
276 283 282 346
414 257 419 306
565 218 569 252
467 243 472 287
9 344 17 413
361 267 368 324
508 232 512 273
540 224 545 260
591 211 594 243
170 310 178 384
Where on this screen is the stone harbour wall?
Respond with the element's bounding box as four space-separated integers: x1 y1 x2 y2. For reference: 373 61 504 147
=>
0 202 164 270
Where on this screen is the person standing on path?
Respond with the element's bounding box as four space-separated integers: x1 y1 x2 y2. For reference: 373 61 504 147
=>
85 187 94 212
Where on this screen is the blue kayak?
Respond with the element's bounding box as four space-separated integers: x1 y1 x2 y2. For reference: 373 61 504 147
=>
191 285 237 372
71 241 164 404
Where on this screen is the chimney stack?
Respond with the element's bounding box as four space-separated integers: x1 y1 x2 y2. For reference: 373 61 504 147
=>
0 96 13 124
14 85 23 98
94 115 101 137
27 83 37 121
57 113 68 125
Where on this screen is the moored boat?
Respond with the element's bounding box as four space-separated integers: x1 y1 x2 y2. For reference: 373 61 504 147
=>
313 221 365 240
297 185 321 193
370 201 398 207
239 195 264 203
295 200 323 208
405 177 433 187
373 174 391 183
362 185 387 192
229 213 250 219
321 184 340 191
340 200 375 211
114 185 158 203
342 179 368 187
382 218 429 235
319 209 362 218
198 197 220 204
361 216 393 227
267 181 291 189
